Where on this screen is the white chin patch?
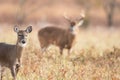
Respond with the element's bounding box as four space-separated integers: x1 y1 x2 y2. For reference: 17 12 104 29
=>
18 43 26 47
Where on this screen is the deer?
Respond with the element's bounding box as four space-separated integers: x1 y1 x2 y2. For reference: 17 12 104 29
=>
38 13 85 55
0 26 32 80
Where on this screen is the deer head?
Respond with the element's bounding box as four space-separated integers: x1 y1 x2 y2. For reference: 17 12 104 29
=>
63 13 85 32
14 26 32 47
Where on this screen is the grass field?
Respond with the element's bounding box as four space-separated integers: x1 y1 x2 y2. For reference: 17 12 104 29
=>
0 25 120 80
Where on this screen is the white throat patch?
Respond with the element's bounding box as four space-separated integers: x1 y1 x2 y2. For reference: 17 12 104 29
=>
18 43 27 47
71 27 78 35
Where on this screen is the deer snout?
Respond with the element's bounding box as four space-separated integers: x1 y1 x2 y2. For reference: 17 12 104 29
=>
18 39 27 47
70 26 74 32
21 39 26 44
22 40 26 44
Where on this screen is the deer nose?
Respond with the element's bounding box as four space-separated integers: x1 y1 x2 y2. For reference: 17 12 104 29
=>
22 40 26 44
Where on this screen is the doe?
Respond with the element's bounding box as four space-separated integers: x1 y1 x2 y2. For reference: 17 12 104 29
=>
0 26 32 80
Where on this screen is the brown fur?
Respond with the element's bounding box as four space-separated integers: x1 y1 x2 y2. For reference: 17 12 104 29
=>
38 26 75 54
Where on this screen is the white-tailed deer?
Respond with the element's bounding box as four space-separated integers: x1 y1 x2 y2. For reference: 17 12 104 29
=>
38 14 84 54
0 26 32 80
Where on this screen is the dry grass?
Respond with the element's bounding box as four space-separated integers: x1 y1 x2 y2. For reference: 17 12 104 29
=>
0 25 120 80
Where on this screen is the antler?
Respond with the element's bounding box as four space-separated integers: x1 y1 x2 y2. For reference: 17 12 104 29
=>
63 13 72 23
63 12 85 27
76 12 85 21
80 12 85 19
63 13 76 27
74 13 85 28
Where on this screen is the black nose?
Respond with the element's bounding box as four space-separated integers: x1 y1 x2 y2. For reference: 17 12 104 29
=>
22 40 26 44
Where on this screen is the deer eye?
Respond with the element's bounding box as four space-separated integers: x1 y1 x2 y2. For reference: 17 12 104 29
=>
18 35 23 37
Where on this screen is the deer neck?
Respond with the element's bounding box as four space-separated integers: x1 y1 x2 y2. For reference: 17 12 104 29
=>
67 26 79 46
73 20 83 35
70 26 79 35
15 42 24 61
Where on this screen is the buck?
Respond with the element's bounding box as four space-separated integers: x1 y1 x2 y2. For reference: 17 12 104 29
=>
0 26 32 80
38 14 84 54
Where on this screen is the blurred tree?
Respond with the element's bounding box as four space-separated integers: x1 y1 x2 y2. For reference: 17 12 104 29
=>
116 0 120 11
16 0 26 25
75 0 93 27
16 0 53 25
102 0 116 27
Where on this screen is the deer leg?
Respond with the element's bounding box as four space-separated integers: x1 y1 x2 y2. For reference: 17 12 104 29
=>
40 41 50 54
68 49 70 55
60 47 63 55
41 45 49 54
15 59 21 74
67 49 71 58
68 48 72 54
10 65 16 80
41 47 47 54
0 66 4 80
0 65 2 80
15 64 20 75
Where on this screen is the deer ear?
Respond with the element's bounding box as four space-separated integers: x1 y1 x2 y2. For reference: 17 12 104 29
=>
26 26 32 33
14 26 19 33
